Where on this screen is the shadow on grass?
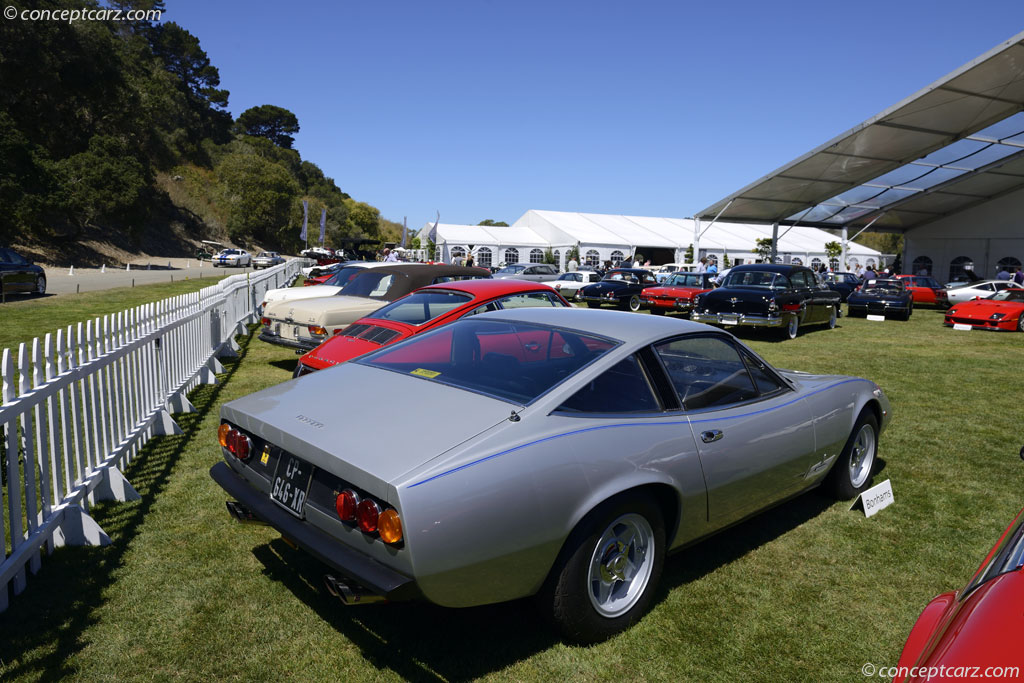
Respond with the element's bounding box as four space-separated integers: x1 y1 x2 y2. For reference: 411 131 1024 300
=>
268 358 299 373
0 332 254 680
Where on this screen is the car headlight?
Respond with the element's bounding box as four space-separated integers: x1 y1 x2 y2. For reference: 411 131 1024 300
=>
989 312 1006 320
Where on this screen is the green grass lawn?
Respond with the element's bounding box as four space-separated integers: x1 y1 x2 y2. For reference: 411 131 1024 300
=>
0 277 230 353
0 302 1021 681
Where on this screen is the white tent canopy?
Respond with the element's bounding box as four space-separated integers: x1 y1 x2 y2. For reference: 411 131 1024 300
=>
420 210 881 270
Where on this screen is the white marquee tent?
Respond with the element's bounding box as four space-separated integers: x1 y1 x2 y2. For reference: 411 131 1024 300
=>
420 209 881 271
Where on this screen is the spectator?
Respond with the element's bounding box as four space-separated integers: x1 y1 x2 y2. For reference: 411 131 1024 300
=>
465 252 474 268
996 266 1011 280
697 257 708 273
567 256 578 272
383 248 398 262
707 260 719 276
1014 268 1024 285
862 264 877 281
451 252 464 266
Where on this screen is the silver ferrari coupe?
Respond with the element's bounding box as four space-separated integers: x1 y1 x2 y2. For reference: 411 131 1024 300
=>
210 308 891 643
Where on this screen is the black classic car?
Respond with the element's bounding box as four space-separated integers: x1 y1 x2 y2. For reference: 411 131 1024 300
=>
846 278 913 320
0 247 46 298
576 268 658 311
822 271 861 302
691 264 841 339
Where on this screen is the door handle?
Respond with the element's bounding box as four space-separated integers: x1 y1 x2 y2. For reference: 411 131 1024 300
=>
701 430 723 444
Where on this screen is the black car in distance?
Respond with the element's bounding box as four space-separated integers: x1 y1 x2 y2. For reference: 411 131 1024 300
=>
846 278 913 320
690 264 841 339
577 268 659 311
0 247 46 299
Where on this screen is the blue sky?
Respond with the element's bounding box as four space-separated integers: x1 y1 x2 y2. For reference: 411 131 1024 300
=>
167 1 1024 229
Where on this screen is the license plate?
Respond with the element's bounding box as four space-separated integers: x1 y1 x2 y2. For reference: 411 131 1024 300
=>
867 314 885 321
271 454 314 518
720 315 738 325
953 323 972 331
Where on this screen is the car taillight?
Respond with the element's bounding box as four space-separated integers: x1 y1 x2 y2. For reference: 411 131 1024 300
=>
261 317 271 326
218 423 231 448
768 299 778 312
356 499 381 533
308 325 327 336
218 423 252 461
335 489 359 522
379 509 403 544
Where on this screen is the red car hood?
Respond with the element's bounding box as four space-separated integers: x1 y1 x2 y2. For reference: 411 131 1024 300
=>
300 319 415 370
949 299 1024 317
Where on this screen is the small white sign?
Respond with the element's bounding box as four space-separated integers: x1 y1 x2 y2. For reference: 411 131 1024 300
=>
953 323 972 331
855 479 894 518
866 314 886 322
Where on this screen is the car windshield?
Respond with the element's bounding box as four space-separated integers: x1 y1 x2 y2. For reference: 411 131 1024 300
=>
323 266 369 287
602 271 636 282
369 290 473 325
914 277 941 288
339 271 402 299
496 265 526 274
557 273 580 282
988 289 1024 301
359 319 618 404
861 280 903 294
722 270 787 289
667 273 707 287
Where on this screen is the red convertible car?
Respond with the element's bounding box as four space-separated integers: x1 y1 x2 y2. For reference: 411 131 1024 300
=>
896 275 949 307
639 272 717 315
293 279 571 376
893 503 1024 682
943 288 1024 332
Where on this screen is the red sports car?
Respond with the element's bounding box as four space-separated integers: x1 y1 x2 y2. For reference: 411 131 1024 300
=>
639 272 717 315
943 288 1024 332
893 503 1024 682
293 279 572 376
896 274 949 306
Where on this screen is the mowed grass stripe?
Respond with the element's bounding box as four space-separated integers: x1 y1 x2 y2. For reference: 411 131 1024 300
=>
0 302 1021 681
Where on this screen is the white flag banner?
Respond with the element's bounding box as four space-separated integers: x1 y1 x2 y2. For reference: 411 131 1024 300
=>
300 200 309 241
319 208 326 246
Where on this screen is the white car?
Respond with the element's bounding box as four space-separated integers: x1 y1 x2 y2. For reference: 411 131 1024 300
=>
252 251 285 269
262 262 408 309
212 249 251 267
544 271 602 299
944 279 1022 304
654 263 697 283
492 263 561 282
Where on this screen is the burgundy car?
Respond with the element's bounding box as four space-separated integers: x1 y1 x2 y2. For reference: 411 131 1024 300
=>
896 274 949 307
639 272 717 315
894 501 1024 682
293 279 571 376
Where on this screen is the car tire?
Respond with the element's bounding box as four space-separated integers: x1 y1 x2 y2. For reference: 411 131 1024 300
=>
827 306 837 329
587 301 602 309
784 314 799 340
1017 315 1024 332
904 304 913 321
35 275 46 295
541 494 665 645
826 413 879 500
626 295 641 312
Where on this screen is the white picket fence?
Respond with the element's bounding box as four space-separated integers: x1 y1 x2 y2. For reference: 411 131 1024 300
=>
0 260 308 611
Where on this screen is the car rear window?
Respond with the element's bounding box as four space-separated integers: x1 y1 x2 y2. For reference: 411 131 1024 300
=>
359 319 618 404
370 290 473 325
339 271 401 298
723 271 790 290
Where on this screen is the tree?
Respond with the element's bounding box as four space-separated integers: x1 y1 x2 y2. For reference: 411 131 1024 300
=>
237 105 300 149
824 241 842 268
477 219 509 227
543 247 556 265
55 135 151 230
215 153 299 245
684 243 694 263
149 22 229 109
753 238 774 263
722 253 731 268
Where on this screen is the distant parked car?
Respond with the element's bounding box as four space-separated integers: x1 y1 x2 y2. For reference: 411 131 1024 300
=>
893 503 1024 682
213 249 251 268
944 279 1022 305
821 272 861 302
640 272 717 315
653 263 697 283
944 288 1024 332
846 278 913 320
895 274 949 306
577 268 659 311
691 264 841 339
252 251 285 269
294 279 571 376
544 271 602 299
493 263 560 282
0 247 46 298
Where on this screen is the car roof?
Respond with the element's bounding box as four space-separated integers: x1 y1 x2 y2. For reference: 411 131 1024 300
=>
474 306 711 345
417 279 556 297
607 268 655 275
729 263 808 274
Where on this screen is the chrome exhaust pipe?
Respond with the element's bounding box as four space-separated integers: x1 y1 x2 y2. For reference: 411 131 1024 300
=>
324 574 386 605
225 500 268 525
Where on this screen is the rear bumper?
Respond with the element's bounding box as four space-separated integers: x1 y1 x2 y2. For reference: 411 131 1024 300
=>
641 298 690 312
258 330 319 351
209 462 418 600
690 311 784 327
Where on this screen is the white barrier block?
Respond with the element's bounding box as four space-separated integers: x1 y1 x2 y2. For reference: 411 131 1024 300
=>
207 357 225 374
168 393 196 414
152 408 183 436
55 506 112 547
94 467 141 503
197 364 218 385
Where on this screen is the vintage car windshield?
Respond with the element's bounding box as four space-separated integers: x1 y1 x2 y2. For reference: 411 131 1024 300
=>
913 277 941 288
359 319 618 404
988 289 1024 301
667 273 707 287
338 271 402 299
722 270 788 289
602 271 636 283
369 290 473 325
861 280 904 294
496 265 526 275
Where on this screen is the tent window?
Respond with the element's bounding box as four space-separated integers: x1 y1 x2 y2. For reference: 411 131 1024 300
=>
477 247 492 268
912 256 932 276
585 249 600 267
529 248 544 264
997 256 1021 272
610 250 624 265
503 248 519 266
949 256 974 282
450 246 466 262
553 250 561 269
810 257 822 270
